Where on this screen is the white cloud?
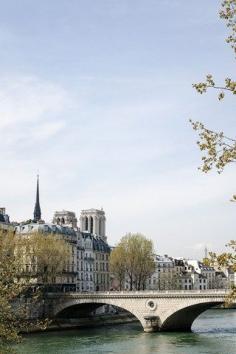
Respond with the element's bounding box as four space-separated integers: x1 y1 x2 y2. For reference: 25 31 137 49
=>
28 121 66 141
0 76 71 130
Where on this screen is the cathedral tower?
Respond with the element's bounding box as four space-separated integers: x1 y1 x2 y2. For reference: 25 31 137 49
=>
80 208 107 243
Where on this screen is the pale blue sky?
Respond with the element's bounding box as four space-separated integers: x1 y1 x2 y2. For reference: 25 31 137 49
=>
1 0 235 258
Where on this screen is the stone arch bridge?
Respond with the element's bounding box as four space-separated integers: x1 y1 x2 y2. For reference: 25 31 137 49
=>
47 290 233 332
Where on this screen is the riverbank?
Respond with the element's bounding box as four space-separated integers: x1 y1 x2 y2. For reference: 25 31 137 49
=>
50 313 138 331
23 313 138 334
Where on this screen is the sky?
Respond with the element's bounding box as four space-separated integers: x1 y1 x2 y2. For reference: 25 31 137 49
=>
0 0 235 259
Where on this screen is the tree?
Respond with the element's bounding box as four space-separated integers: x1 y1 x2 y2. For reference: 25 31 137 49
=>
110 233 155 291
191 0 236 298
193 1 236 101
109 245 126 290
0 229 69 352
26 232 70 287
24 232 71 320
191 2 236 191
190 1 236 178
205 241 236 301
0 230 43 353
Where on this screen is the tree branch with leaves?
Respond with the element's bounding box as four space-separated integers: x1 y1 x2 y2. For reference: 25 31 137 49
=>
191 0 236 299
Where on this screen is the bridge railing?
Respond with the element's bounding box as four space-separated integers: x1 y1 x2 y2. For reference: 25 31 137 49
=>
105 289 229 294
49 289 230 296
92 289 229 295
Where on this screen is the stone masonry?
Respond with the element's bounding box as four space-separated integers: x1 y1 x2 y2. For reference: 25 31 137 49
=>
47 290 233 332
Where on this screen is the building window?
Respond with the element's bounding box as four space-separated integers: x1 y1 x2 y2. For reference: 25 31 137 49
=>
85 217 88 231
90 216 93 233
99 218 102 235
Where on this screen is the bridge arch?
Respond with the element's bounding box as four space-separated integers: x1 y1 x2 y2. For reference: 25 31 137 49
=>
53 298 146 329
160 300 224 331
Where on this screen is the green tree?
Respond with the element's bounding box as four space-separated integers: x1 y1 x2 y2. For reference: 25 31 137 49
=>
109 245 126 290
0 229 69 352
191 1 236 177
110 233 155 291
205 241 236 301
27 232 70 287
191 0 236 298
0 230 42 353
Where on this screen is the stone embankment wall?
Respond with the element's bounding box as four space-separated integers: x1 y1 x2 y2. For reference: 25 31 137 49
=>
22 313 138 333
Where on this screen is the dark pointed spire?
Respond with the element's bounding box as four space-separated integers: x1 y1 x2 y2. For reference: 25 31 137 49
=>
33 175 41 222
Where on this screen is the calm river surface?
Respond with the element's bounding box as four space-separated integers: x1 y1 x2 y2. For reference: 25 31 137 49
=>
16 309 236 354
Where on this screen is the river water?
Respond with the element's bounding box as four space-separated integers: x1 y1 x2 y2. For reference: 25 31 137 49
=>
16 309 236 354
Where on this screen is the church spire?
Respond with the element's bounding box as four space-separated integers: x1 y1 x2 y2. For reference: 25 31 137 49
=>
33 175 41 222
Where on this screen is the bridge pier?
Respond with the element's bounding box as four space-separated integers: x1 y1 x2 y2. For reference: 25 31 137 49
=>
143 315 160 332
